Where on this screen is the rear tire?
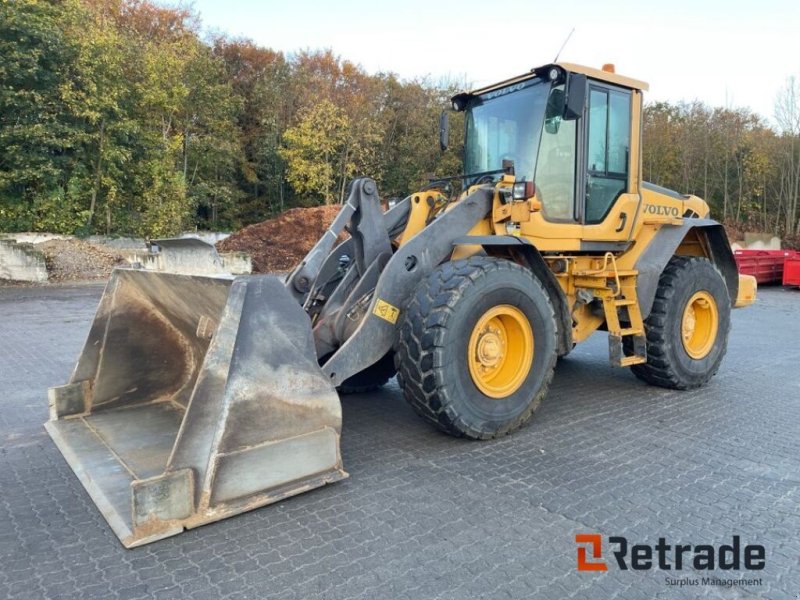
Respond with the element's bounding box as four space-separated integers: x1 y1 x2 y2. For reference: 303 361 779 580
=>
631 256 730 389
394 256 557 439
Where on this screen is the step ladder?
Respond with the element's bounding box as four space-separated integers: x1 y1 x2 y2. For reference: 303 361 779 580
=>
573 253 647 367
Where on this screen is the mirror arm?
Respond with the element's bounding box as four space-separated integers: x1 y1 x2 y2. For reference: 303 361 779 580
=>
439 110 450 152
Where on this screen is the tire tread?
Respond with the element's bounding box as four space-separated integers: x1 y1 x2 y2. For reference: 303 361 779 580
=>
630 256 729 390
394 256 556 439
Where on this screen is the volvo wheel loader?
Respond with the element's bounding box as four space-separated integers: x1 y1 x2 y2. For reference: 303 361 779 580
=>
47 62 757 547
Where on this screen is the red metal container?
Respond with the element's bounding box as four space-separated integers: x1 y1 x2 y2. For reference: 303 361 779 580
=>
783 255 800 287
733 249 795 284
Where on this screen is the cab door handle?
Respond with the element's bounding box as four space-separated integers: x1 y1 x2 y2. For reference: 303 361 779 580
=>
615 212 628 233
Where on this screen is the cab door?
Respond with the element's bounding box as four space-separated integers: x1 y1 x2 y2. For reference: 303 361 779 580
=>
520 77 643 252
579 82 642 245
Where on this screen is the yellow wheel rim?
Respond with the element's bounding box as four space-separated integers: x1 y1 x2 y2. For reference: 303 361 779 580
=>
467 305 534 398
681 291 719 359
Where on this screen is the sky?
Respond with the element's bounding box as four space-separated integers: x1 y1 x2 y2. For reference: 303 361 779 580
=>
188 0 799 123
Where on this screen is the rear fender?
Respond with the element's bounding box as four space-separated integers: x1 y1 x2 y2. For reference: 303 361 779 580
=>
635 220 739 318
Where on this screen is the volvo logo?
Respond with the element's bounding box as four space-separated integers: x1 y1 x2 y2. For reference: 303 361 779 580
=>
644 204 680 217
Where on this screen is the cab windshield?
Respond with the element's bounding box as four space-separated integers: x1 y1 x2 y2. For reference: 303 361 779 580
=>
464 78 550 183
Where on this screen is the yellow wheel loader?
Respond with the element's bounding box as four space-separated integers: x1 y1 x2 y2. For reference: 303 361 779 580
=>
47 63 757 547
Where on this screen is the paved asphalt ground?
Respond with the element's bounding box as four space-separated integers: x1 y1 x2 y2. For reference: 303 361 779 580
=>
0 283 798 600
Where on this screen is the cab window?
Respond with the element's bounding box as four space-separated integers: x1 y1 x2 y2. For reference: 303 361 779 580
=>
585 86 631 223
534 84 577 221
464 81 548 183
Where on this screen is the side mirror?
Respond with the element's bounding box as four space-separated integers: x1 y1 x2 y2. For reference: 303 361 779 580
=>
564 73 587 121
439 110 450 152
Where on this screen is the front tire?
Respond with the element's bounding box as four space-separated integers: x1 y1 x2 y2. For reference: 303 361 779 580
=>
394 257 557 439
631 256 731 389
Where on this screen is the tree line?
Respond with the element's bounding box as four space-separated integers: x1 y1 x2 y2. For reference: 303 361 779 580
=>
1 0 798 240
0 0 462 236
643 90 800 242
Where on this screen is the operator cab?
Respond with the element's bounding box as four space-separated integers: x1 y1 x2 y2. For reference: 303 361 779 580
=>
451 63 648 231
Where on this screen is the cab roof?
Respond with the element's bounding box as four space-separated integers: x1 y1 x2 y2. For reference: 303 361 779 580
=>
467 62 649 97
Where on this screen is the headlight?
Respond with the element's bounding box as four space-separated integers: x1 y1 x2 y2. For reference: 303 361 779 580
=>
512 181 535 200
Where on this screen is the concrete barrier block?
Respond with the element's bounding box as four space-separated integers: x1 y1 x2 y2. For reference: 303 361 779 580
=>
219 252 252 275
744 232 781 250
0 240 49 282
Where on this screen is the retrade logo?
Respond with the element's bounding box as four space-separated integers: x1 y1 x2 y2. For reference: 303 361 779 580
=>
575 534 765 572
575 534 607 571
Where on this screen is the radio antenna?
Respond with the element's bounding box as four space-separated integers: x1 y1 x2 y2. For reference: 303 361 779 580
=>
553 27 575 62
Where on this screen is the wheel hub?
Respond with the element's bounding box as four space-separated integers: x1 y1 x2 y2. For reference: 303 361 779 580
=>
476 329 503 368
682 305 697 341
681 291 719 359
467 305 534 398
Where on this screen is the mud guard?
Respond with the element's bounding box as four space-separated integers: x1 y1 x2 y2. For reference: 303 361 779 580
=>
451 235 573 357
635 219 739 318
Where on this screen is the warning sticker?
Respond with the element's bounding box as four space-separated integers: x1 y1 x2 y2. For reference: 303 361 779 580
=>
373 299 400 324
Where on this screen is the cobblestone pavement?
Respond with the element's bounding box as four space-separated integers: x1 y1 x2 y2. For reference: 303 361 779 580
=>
1 283 798 600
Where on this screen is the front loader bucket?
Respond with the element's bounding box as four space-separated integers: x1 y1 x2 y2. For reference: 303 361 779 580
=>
46 269 346 547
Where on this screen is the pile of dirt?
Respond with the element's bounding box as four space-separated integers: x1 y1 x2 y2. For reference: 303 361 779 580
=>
37 239 125 282
217 205 346 272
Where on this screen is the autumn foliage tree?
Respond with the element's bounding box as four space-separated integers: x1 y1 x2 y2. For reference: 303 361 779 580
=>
642 97 799 240
0 0 798 243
